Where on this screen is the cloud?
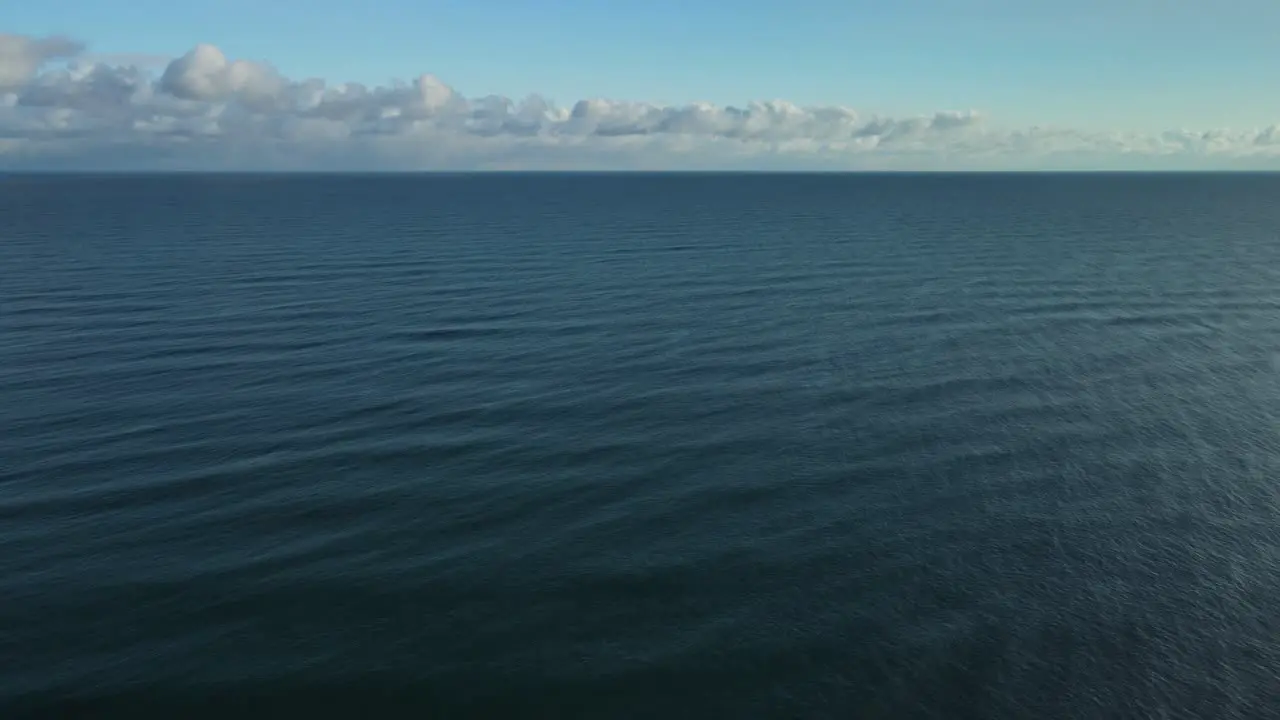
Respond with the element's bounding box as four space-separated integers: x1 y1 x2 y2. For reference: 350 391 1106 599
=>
159 44 288 111
1 31 1280 170
0 34 84 91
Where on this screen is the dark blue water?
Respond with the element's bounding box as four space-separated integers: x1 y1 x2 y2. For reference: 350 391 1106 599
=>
6 173 1280 718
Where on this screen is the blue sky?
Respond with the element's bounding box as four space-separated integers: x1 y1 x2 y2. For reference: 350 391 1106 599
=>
4 1 1280 170
10 0 1280 131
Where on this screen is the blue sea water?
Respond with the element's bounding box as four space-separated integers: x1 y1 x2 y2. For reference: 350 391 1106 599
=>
6 173 1280 718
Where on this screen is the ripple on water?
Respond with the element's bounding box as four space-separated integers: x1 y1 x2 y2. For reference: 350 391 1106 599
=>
8 174 1280 715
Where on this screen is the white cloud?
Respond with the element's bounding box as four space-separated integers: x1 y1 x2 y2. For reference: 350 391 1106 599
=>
0 34 83 91
1 32 1279 170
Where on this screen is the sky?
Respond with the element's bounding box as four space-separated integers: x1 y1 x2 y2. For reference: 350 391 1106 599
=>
4 0 1280 170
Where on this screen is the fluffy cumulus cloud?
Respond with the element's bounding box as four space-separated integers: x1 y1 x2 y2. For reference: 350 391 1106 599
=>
2 31 1280 170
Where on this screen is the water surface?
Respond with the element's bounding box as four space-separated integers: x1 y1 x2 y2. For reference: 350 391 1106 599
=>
6 173 1280 717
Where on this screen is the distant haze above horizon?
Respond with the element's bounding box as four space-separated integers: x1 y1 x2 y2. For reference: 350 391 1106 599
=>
6 1 1280 171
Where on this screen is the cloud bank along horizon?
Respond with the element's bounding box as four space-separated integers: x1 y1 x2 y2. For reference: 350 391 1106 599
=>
3 32 1280 171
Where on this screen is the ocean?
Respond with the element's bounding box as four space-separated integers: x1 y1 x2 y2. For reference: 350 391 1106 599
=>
5 173 1280 718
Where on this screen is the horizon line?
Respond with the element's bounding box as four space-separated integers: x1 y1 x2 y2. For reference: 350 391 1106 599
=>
6 169 1280 176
